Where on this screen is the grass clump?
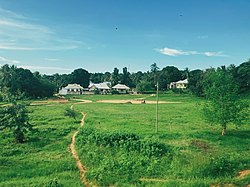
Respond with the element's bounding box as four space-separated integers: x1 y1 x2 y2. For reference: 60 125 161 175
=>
77 127 173 186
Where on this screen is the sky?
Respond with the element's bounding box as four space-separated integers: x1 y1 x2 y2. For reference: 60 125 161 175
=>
0 0 250 74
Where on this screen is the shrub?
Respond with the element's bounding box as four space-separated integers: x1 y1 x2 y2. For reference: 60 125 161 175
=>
77 127 171 158
64 107 78 120
204 155 238 177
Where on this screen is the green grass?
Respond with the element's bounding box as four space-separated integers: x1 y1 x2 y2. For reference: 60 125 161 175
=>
73 93 250 186
0 93 249 186
0 104 83 187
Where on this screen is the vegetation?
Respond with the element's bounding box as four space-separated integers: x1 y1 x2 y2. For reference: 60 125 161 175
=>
0 93 249 186
1 60 249 98
203 68 249 135
72 93 249 186
64 107 78 121
0 60 249 186
0 101 32 143
0 104 83 186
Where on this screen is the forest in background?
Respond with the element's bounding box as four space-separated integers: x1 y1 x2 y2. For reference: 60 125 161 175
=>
0 60 249 99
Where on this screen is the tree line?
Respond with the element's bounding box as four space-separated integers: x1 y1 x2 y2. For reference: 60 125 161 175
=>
0 60 249 99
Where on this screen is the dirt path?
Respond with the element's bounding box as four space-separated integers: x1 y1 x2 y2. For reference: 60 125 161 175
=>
96 99 181 104
69 111 90 187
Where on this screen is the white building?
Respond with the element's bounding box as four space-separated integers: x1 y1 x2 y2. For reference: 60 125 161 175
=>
112 84 130 94
169 79 188 89
59 84 84 95
88 82 111 94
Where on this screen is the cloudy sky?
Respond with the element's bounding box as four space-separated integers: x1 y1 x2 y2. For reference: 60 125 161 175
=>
0 0 249 74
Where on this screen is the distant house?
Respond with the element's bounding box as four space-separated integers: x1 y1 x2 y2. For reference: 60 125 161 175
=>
112 84 130 94
88 82 111 94
169 79 188 89
59 84 84 95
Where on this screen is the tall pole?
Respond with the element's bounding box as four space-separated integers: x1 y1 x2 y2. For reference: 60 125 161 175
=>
156 81 159 133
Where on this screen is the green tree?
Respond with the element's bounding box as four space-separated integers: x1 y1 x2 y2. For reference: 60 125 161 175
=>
121 67 133 87
203 68 249 135
188 69 204 97
111 67 119 86
0 64 56 98
150 63 159 85
70 68 90 88
158 66 182 90
235 60 250 93
136 81 153 93
0 101 32 143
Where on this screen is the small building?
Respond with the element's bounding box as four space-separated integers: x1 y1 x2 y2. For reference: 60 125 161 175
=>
88 82 111 94
112 84 130 94
169 79 188 89
59 84 84 95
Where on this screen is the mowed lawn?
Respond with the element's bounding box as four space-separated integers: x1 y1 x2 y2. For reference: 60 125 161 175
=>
0 93 249 186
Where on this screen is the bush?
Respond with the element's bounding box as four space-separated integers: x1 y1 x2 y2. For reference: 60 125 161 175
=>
64 107 78 120
78 127 171 158
204 155 238 177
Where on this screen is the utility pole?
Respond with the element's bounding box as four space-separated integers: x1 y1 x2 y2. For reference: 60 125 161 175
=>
156 81 159 133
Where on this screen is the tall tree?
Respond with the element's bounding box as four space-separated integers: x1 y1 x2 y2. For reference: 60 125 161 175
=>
121 67 132 87
158 66 182 90
188 69 204 97
235 60 250 93
70 68 90 88
111 67 119 86
150 63 159 85
203 68 249 135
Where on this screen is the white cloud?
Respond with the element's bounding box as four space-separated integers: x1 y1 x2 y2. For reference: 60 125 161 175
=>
0 56 20 64
156 47 227 57
0 8 80 51
157 48 199 56
157 48 186 56
204 51 227 57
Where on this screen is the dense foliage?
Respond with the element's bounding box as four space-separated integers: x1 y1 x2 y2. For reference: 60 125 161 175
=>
0 60 249 99
0 101 32 143
0 65 55 98
203 67 249 135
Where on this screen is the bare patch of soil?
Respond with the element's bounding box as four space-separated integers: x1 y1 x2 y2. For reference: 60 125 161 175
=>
191 139 211 151
140 178 167 182
96 100 181 104
71 99 93 104
238 170 250 178
31 98 68 106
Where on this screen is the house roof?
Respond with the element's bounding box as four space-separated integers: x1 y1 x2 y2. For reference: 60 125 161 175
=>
89 82 111 90
64 84 83 89
112 84 130 90
176 79 188 84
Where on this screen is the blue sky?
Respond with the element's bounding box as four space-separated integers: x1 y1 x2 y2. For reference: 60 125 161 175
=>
0 0 249 74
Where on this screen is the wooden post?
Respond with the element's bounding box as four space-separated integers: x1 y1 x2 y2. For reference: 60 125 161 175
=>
156 82 159 133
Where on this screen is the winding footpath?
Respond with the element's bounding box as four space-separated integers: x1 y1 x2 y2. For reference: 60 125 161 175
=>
69 111 90 187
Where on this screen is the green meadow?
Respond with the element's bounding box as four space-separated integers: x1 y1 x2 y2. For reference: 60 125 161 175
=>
0 93 249 186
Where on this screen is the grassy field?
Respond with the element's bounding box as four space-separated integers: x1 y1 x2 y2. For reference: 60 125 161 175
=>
0 92 249 186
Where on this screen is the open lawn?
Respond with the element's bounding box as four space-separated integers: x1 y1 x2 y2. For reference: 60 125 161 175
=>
0 93 249 186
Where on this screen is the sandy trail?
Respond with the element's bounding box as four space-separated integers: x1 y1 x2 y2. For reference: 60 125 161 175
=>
69 111 90 187
96 100 182 104
71 99 93 103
